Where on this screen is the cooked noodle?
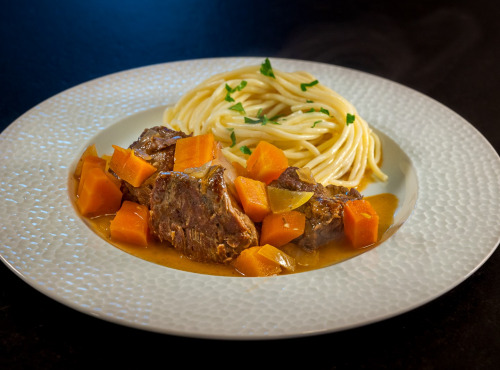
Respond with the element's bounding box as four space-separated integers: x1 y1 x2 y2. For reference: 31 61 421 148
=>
163 61 387 187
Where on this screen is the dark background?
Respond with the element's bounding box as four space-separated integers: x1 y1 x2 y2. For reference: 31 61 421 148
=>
1 0 499 369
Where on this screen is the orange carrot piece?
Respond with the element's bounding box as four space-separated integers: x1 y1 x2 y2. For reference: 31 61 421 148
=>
77 155 107 196
343 199 379 249
101 154 112 172
110 201 150 247
260 210 306 247
173 133 215 172
246 141 288 184
109 145 157 187
232 161 249 178
74 144 98 179
233 246 282 277
77 167 123 217
234 176 271 222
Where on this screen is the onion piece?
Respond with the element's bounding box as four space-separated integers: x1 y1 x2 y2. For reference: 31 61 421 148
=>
212 142 239 199
184 161 213 178
267 187 314 213
258 244 296 272
280 243 319 267
295 167 316 184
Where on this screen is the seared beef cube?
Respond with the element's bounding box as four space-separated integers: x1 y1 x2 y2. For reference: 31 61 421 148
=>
129 126 190 171
269 167 362 251
149 165 259 264
121 126 189 206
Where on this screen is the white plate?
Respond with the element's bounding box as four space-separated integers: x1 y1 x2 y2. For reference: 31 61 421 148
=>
1 57 499 339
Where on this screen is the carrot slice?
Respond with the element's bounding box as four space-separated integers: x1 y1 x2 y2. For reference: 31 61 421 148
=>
173 133 215 172
233 246 282 277
74 144 98 179
234 176 271 222
246 141 288 184
77 167 123 217
77 155 107 196
232 161 249 177
343 199 379 248
110 201 150 247
109 145 157 187
260 210 306 247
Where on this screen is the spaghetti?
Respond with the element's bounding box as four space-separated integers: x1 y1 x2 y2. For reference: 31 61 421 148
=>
163 59 387 187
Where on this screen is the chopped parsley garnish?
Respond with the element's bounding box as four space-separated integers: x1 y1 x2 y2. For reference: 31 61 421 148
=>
306 99 314 103
244 117 261 124
229 102 245 114
320 107 330 116
260 58 275 79
240 145 252 155
346 113 356 125
226 81 247 93
225 81 247 102
244 109 280 125
230 130 237 147
300 80 319 91
306 107 330 116
311 120 322 128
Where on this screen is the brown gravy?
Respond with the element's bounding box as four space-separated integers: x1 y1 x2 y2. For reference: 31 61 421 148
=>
83 193 399 277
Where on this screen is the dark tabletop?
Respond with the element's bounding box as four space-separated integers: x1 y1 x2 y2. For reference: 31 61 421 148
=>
1 1 499 369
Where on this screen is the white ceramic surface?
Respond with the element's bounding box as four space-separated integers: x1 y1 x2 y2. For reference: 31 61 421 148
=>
1 58 499 339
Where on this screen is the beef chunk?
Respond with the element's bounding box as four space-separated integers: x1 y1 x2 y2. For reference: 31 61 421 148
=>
121 126 189 206
269 167 362 251
149 165 259 264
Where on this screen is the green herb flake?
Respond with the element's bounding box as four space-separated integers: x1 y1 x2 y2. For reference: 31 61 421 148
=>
230 130 237 147
240 145 252 155
300 80 319 91
311 120 322 128
229 102 245 114
244 114 281 126
320 107 330 116
225 81 247 103
243 108 281 126
244 117 261 124
306 99 314 103
237 80 248 91
226 81 247 93
306 108 315 113
346 113 356 125
260 58 276 79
